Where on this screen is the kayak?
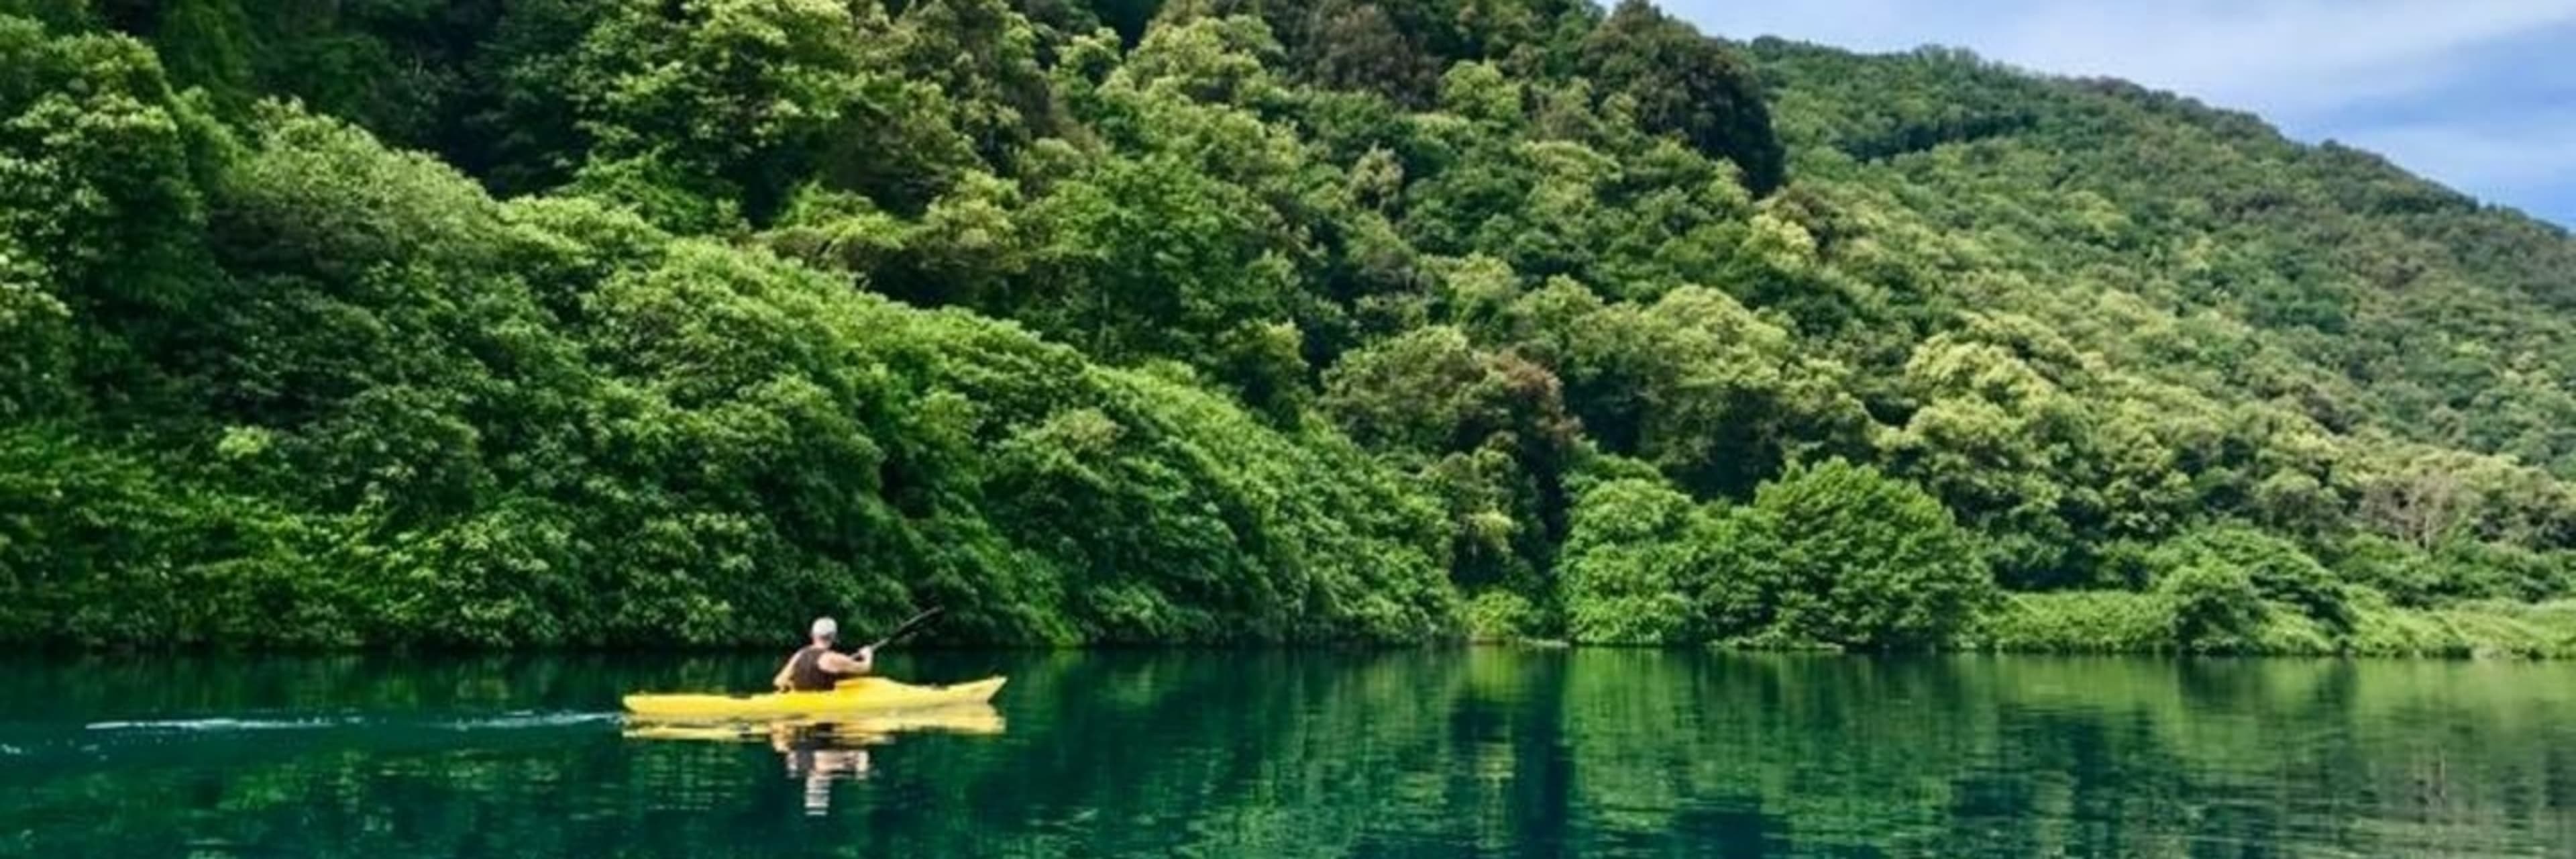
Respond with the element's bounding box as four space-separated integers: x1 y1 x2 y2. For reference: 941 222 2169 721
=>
623 676 1006 721
622 703 1004 743
623 676 1007 722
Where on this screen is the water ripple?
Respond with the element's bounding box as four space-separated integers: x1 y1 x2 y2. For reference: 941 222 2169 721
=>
84 711 619 734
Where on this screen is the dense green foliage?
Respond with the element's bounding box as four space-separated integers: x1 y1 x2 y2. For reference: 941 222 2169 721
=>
3 0 2573 652
1556 459 1991 648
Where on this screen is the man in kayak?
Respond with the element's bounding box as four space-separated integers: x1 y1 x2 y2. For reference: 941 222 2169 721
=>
773 617 875 692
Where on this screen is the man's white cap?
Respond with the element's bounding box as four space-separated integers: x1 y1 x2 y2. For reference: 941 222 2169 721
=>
811 617 839 639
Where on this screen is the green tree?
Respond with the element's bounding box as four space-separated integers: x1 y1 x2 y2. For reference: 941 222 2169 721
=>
1323 325 1578 594
2148 525 2351 644
1508 282 1865 498
565 0 892 224
1558 476 1708 644
1577 0 1782 193
1721 459 1994 648
11 0 2576 654
2158 560 2265 654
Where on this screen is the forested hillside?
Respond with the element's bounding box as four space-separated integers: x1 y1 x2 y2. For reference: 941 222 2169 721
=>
3 0 2573 654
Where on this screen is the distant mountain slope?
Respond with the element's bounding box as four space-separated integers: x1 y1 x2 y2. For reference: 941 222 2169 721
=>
1 0 2569 653
1759 39 2576 472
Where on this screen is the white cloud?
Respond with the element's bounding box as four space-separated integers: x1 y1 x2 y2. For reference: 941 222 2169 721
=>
1670 0 2576 117
1979 1 2576 117
1661 0 2576 223
2346 120 2576 189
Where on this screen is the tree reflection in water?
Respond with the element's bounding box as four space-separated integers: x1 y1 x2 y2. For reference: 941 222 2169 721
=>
10 652 2575 856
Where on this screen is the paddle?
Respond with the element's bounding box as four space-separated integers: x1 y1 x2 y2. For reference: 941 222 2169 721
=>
861 607 945 653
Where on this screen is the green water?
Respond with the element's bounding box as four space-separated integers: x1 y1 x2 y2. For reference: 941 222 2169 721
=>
3 650 2571 857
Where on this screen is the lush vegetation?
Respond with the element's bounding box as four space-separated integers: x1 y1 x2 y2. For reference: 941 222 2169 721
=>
1 0 2571 654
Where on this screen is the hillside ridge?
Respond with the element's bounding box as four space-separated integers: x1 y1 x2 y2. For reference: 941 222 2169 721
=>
1 0 2570 654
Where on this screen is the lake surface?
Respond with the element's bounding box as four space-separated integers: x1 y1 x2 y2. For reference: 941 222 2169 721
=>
2 650 2571 857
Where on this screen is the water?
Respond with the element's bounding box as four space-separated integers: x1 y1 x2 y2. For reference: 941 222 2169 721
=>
1 650 2571 857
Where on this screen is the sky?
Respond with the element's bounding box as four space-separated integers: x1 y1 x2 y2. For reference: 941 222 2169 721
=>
1662 0 2576 228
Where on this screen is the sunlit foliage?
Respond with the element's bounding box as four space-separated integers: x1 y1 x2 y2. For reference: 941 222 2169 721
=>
3 0 2573 652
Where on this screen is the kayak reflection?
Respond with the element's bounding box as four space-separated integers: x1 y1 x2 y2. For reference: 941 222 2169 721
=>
622 703 1004 816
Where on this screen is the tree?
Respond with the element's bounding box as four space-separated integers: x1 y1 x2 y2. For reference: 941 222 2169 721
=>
565 0 893 223
1295 0 1438 105
1323 325 1578 593
2359 462 2473 550
1880 319 2126 587
1559 476 1709 644
13 0 2576 654
0 240 72 419
1525 283 1865 498
1020 151 1303 406
0 13 224 411
1578 0 1782 194
1725 459 1994 648
889 0 1059 164
2148 525 2349 631
2157 558 2266 653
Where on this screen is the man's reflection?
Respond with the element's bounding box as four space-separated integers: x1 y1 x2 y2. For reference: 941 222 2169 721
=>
773 723 875 816
625 703 1002 817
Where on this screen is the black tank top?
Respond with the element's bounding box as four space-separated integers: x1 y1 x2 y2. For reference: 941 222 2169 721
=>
788 645 839 691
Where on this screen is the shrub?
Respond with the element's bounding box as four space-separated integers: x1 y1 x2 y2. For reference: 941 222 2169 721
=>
1967 591 2174 654
1730 459 1995 649
2158 560 2267 653
1462 589 1544 642
1559 478 1710 644
2429 540 2576 604
2152 525 2351 631
2329 534 2444 607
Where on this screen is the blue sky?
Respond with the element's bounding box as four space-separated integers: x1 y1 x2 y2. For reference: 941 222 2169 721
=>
1663 0 2576 228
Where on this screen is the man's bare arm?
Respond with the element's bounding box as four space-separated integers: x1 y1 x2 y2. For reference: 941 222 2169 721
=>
820 646 873 676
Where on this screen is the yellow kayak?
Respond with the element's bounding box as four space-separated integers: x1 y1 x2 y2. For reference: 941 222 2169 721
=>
623 676 1007 722
621 703 1005 744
